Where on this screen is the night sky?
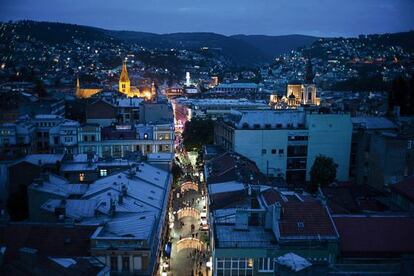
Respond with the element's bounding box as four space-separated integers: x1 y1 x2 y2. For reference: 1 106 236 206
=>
1 0 414 37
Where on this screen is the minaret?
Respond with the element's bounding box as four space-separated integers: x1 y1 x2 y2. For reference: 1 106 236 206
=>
119 61 131 95
185 72 191 86
151 81 156 97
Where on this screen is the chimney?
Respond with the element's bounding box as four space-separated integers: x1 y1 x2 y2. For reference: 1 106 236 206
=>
109 198 116 217
234 209 248 230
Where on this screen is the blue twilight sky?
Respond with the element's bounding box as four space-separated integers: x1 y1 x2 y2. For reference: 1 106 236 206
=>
1 0 414 37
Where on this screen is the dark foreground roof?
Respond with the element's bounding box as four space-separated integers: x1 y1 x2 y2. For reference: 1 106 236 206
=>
333 216 414 257
391 176 414 203
0 222 98 263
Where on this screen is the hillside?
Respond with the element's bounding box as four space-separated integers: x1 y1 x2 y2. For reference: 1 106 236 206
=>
1 21 316 66
2 21 413 66
231 34 318 59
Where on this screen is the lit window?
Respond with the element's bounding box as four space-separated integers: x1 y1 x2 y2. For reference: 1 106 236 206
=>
144 133 148 139
100 169 107 177
79 173 85 182
247 258 253 268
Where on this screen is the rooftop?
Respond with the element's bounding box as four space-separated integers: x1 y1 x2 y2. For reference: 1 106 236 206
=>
390 176 414 203
351 116 397 130
333 215 414 257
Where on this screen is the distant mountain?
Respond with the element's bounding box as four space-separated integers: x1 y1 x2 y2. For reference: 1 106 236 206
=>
1 21 317 66
2 21 413 67
231 34 318 59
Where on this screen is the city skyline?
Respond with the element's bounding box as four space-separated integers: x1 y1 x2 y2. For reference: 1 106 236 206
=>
1 0 414 37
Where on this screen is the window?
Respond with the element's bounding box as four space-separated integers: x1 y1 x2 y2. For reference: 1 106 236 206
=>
100 169 107 177
110 256 118 271
271 149 276 154
91 135 96 141
144 133 148 139
258 257 274 272
216 258 253 276
279 149 284 154
79 173 85 182
262 149 267 155
83 135 88 142
122 257 130 272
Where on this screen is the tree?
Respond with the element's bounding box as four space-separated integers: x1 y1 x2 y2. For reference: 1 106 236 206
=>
172 161 184 186
182 118 214 152
308 155 337 193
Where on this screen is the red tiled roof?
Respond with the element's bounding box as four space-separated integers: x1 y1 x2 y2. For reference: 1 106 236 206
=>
279 201 337 238
262 189 337 238
262 188 283 206
322 184 387 214
0 223 98 263
206 152 265 185
333 216 414 257
391 176 414 203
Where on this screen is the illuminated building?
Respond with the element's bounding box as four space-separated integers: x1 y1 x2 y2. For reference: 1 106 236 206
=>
76 61 156 100
286 60 320 107
118 61 157 100
75 77 102 98
118 61 131 95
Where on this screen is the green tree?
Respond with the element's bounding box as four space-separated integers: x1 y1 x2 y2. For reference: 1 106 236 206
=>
308 155 337 193
182 118 214 152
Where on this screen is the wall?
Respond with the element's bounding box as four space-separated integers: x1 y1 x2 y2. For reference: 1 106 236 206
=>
306 114 352 182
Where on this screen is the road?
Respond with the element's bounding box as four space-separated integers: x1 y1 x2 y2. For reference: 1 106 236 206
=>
159 133 211 276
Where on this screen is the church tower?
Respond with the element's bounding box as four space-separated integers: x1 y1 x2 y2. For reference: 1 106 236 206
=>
119 61 131 95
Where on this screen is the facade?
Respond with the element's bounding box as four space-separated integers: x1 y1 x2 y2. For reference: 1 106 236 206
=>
49 120 80 154
0 119 36 159
286 82 320 107
210 82 259 94
367 131 414 191
214 110 352 183
33 114 66 153
77 123 174 158
349 117 398 185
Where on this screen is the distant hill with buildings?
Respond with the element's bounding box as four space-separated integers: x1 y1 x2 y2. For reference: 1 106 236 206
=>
2 20 414 67
1 21 316 65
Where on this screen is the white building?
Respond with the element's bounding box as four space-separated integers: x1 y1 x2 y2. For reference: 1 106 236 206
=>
214 110 352 183
77 123 174 158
